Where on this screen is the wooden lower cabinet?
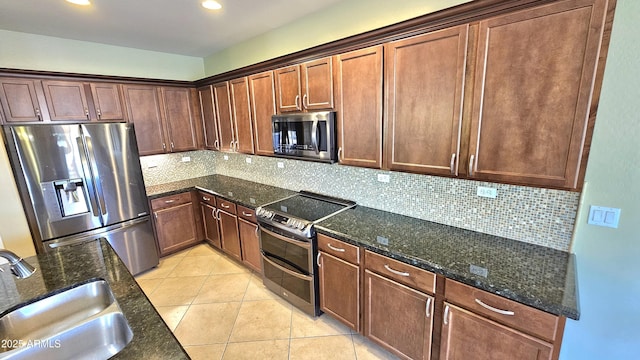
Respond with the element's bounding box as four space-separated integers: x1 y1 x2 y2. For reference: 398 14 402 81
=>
201 203 221 249
218 210 242 261
364 270 434 360
238 218 261 273
440 303 553 360
151 193 199 256
318 251 360 332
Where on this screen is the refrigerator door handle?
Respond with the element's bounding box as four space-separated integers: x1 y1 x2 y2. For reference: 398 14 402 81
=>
82 132 107 216
75 136 102 218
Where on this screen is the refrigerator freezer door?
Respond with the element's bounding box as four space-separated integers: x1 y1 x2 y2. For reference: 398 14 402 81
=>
46 216 159 275
80 123 149 226
8 125 103 241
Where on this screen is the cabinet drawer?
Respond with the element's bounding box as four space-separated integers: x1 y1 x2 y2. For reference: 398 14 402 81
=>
198 191 216 207
318 234 360 265
237 205 256 223
445 279 559 342
364 250 435 294
216 197 237 214
151 192 192 211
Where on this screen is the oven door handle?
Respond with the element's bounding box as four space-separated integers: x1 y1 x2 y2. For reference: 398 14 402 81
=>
311 119 319 155
261 253 313 281
260 226 311 248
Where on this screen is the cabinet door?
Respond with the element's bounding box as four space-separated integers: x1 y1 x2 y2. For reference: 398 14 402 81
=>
219 210 241 261
230 77 255 154
238 218 261 273
384 25 468 176
274 65 301 113
334 46 383 168
201 203 221 249
319 252 360 332
42 80 90 121
90 83 125 121
198 85 220 150
468 0 606 188
123 85 166 155
249 71 276 156
440 303 553 360
212 82 235 152
364 270 433 360
161 87 198 152
301 57 334 110
154 202 198 256
0 78 46 123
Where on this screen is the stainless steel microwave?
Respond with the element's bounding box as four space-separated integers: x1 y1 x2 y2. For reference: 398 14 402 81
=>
272 111 337 163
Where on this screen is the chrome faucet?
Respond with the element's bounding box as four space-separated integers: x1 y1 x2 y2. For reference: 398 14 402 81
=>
0 249 36 279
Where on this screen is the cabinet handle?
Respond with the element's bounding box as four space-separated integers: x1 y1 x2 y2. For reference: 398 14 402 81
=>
474 299 515 316
317 252 321 267
235 140 239 151
230 140 234 150
327 243 345 252
162 143 166 151
214 139 219 150
468 154 475 176
215 208 221 220
171 142 175 151
303 93 308 109
154 212 158 219
85 108 90 120
211 208 216 218
425 297 432 318
444 304 450 325
242 211 253 217
384 264 410 277
35 108 42 120
202 196 211 201
96 108 102 119
337 147 343 162
295 95 301 110
220 203 230 209
164 200 175 204
255 225 259 236
450 153 456 175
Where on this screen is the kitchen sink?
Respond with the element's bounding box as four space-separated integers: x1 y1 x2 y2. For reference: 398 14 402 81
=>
0 279 133 360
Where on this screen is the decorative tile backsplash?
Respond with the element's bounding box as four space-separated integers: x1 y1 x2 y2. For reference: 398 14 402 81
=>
142 150 579 251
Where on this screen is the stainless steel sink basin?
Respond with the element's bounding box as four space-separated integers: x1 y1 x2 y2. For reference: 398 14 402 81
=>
0 280 133 360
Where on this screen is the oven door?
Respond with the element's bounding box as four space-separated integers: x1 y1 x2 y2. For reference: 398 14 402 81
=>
259 224 320 316
271 112 336 163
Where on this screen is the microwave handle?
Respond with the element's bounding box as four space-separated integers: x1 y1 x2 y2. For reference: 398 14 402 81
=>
311 119 319 155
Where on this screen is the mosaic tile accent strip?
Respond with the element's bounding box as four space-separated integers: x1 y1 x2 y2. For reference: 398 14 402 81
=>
213 152 579 251
140 151 217 186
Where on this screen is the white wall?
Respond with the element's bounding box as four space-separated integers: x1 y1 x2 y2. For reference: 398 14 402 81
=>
560 0 640 358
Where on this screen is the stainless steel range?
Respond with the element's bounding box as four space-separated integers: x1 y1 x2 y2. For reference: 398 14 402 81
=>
256 191 356 316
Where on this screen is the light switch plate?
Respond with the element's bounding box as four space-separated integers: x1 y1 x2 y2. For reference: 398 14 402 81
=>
223 155 229 161
181 156 191 162
277 162 284 169
588 205 621 228
477 186 497 198
245 157 252 164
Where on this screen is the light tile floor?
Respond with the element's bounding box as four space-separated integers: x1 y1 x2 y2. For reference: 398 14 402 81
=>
135 243 398 360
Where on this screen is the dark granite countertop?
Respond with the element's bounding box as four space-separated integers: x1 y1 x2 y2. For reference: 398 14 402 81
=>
0 239 188 359
316 206 579 320
146 174 296 209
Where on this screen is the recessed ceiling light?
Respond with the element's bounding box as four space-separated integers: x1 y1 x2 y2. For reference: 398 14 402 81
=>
202 0 222 10
66 0 91 5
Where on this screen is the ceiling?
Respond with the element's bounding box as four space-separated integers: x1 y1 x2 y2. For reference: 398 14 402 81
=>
0 0 347 57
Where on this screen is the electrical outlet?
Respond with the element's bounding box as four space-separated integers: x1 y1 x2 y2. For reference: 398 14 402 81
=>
470 264 488 277
246 157 252 164
277 162 284 169
223 155 229 161
181 156 191 162
377 174 390 183
477 186 497 198
376 236 389 246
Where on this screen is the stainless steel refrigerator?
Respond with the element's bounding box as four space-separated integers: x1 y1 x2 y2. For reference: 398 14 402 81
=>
3 123 159 275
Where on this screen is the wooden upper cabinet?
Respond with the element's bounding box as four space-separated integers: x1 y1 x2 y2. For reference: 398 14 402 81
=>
274 65 301 112
89 83 125 121
467 0 607 189
123 85 166 155
212 81 235 152
334 45 383 168
302 57 334 110
229 77 254 154
161 87 198 152
275 57 334 113
0 78 47 123
384 25 468 176
248 71 277 156
198 85 220 150
41 80 91 121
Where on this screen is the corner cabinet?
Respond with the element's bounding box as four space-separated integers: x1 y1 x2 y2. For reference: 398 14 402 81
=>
151 192 199 256
466 0 607 188
334 45 384 168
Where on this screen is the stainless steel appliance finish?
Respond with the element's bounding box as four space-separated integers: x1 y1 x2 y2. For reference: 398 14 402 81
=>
3 123 158 275
271 111 337 163
256 192 355 316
